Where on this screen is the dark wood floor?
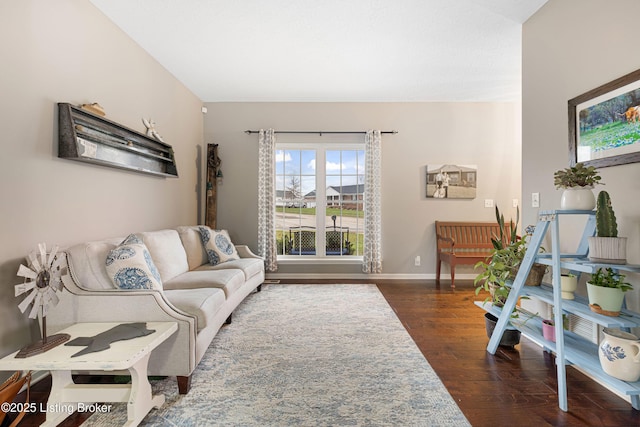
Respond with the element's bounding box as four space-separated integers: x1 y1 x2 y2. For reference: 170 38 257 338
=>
7 280 640 426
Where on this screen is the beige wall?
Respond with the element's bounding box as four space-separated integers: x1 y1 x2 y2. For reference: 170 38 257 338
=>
523 0 640 311
205 102 521 278
0 1 203 359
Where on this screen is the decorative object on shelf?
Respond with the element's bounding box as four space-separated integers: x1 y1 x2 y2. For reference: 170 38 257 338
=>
14 243 70 358
483 313 521 347
553 162 602 210
586 267 633 316
598 328 640 382
542 319 556 342
568 67 640 169
588 191 627 264
79 102 106 117
142 118 165 142
58 103 178 177
554 273 578 300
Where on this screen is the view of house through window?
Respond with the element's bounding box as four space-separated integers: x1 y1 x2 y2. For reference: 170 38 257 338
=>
275 144 364 258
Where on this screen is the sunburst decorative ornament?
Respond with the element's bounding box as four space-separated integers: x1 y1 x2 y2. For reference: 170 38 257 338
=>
14 243 70 358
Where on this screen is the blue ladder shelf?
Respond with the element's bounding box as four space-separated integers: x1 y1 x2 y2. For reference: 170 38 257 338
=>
477 210 640 411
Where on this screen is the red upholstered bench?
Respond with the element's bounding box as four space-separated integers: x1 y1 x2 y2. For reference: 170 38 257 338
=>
435 221 506 288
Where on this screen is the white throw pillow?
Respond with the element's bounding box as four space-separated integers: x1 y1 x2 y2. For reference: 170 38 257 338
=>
105 234 162 290
198 226 239 265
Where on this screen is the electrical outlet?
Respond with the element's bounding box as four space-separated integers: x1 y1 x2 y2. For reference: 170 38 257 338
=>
532 192 540 208
414 256 421 266
512 198 519 208
484 199 494 208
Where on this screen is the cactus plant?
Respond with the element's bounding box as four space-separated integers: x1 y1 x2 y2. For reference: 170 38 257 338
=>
596 191 618 237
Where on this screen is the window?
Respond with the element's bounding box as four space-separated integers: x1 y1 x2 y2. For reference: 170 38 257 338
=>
275 143 365 258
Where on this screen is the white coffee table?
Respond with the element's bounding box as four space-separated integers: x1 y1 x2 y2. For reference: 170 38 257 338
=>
0 321 177 427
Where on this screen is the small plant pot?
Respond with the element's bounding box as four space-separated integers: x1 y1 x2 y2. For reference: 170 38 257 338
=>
554 274 578 300
588 236 627 264
542 319 555 342
560 187 595 210
509 263 547 286
586 282 625 316
484 313 521 347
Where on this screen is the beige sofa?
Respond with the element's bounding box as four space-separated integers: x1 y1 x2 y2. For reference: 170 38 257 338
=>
46 226 264 394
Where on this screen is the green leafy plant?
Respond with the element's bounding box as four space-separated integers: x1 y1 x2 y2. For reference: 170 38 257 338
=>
553 162 602 189
475 205 544 308
492 205 518 250
595 190 618 237
589 268 633 292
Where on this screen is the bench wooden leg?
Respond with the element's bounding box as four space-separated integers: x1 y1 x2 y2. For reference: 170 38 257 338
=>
450 261 456 289
436 255 442 284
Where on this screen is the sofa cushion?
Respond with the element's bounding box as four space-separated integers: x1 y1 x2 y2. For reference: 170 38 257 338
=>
164 288 226 332
66 238 123 290
139 230 189 282
176 226 209 270
163 269 245 297
198 227 239 265
105 234 163 290
196 258 264 281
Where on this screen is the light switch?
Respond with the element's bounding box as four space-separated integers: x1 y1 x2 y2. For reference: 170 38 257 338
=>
532 192 540 208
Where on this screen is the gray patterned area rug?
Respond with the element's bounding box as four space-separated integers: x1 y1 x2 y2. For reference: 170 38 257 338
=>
84 284 470 426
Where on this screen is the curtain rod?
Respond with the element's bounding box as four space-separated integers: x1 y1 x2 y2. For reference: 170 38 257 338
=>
244 130 398 135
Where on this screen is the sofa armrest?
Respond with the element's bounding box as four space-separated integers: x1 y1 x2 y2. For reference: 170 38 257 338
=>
45 253 198 376
235 245 264 260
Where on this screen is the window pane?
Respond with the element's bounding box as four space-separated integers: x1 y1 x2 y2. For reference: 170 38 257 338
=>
325 150 364 256
275 149 317 256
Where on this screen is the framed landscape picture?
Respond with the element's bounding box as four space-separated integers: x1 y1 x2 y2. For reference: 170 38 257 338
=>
426 164 477 199
568 68 640 168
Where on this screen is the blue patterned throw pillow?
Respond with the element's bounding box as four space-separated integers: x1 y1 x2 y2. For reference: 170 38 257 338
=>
105 234 162 290
198 226 239 265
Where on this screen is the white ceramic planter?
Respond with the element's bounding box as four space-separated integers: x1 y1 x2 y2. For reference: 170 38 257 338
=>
586 282 625 316
599 328 640 382
560 187 595 210
556 274 578 300
588 236 627 264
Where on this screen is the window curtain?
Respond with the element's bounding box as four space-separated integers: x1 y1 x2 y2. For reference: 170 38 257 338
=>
363 130 382 273
257 128 278 272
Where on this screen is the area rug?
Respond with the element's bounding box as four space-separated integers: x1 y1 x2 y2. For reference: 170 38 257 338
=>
84 284 470 426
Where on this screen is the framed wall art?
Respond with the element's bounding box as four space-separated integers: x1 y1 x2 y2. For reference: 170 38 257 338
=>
568 68 640 168
425 164 477 199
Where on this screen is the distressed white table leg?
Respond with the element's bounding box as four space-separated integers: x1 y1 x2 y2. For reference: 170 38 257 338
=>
41 370 77 427
124 352 165 427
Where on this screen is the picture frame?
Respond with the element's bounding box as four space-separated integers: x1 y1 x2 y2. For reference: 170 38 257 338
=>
568 68 640 168
425 164 477 199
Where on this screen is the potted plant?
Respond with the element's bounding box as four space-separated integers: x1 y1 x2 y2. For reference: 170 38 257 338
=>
553 162 602 210
552 272 578 300
474 206 522 346
588 191 627 264
542 315 569 343
586 267 633 316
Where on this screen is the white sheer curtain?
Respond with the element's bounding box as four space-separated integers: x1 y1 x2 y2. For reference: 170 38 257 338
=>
257 128 277 272
363 130 382 273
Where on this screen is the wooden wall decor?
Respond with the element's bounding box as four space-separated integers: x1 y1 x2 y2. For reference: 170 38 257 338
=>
58 103 178 177
205 143 220 229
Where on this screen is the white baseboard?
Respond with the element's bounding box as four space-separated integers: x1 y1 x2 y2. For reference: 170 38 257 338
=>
265 273 477 281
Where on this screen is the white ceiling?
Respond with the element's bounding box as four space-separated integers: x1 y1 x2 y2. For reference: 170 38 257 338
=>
89 0 547 103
